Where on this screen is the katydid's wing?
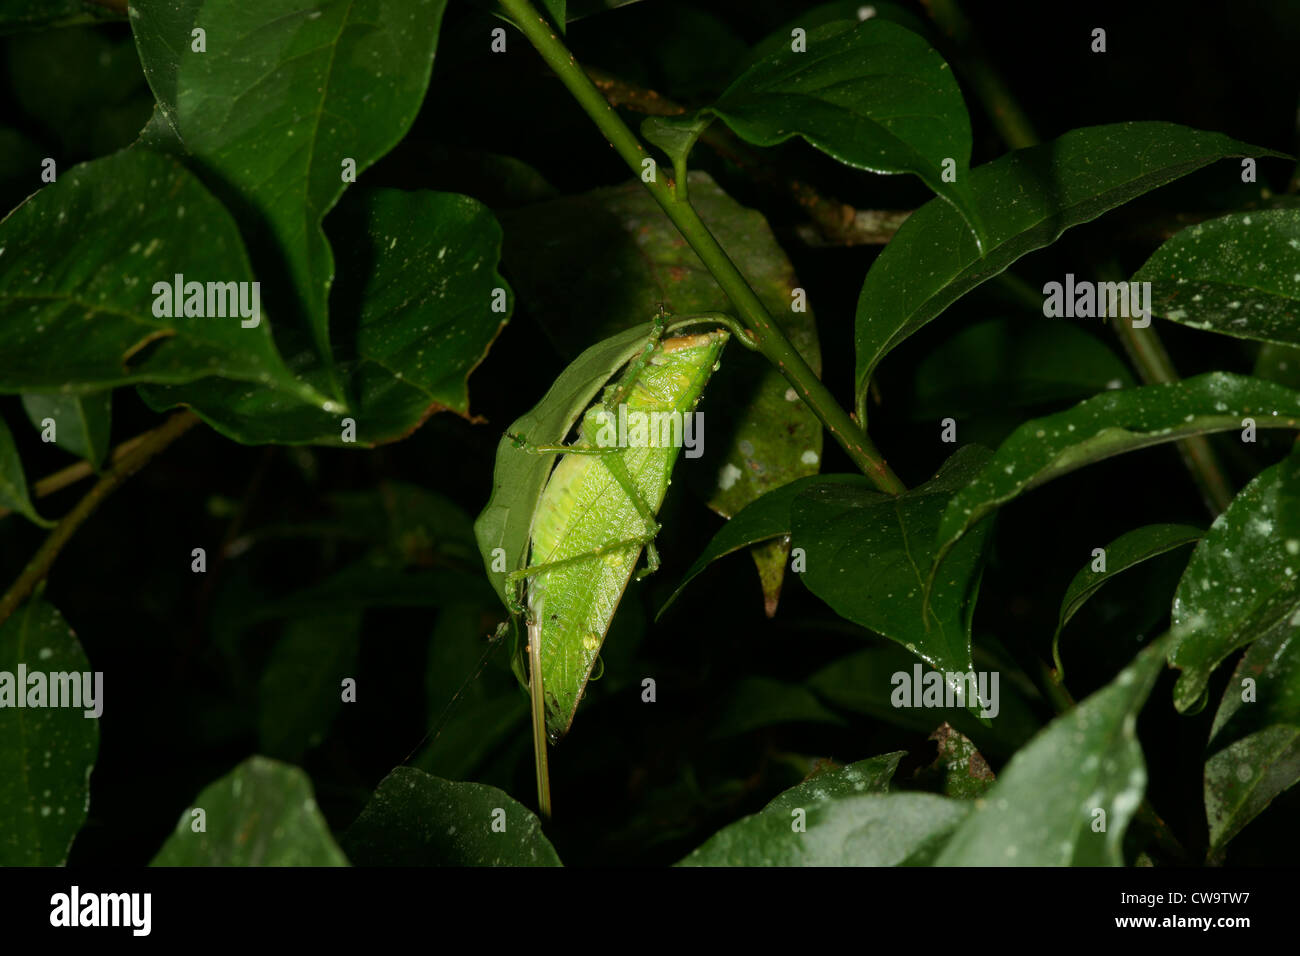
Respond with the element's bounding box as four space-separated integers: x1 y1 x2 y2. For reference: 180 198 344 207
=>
529 331 729 741
474 323 657 608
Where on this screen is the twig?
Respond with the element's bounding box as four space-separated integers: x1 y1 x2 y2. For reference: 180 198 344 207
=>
0 411 200 627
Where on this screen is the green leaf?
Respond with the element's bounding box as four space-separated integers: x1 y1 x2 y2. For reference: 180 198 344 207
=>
1204 627 1300 851
739 2 931 70
0 599 99 865
708 676 847 739
139 188 510 445
1053 523 1202 677
258 612 360 761
659 474 873 618
150 756 347 865
807 644 1040 757
679 754 971 866
0 148 326 406
1169 446 1300 713
702 19 984 250
0 415 52 527
132 0 450 398
1135 209 1300 346
910 317 1134 420
474 323 658 607
21 392 112 470
935 637 1169 866
342 766 561 866
0 0 120 34
933 373 1300 591
793 445 992 679
855 123 1280 413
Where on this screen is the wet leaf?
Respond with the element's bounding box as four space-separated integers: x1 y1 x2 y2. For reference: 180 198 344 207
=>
342 766 561 866
793 445 992 679
679 754 971 866
698 18 984 248
132 0 451 398
151 756 346 865
140 188 509 445
935 637 1169 866
21 392 112 470
0 415 52 527
0 148 324 405
1204 627 1300 851
659 474 872 618
1135 209 1300 346
856 123 1279 412
933 373 1300 591
1054 523 1202 678
0 599 98 865
916 723 995 800
258 612 360 762
1170 445 1300 713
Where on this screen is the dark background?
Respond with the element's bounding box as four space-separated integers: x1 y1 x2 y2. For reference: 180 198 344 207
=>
1 0 1296 866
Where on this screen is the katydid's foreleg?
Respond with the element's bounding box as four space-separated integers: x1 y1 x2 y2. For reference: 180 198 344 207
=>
507 433 623 455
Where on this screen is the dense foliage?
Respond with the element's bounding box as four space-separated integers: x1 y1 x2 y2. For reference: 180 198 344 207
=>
1 0 1297 867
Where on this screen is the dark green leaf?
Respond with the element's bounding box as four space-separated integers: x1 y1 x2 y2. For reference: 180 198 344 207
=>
140 188 510 445
132 0 451 398
0 0 120 34
21 392 112 470
856 123 1280 412
807 644 1040 757
0 415 52 527
703 19 984 249
910 317 1133 420
150 756 347 865
935 637 1169 865
933 374 1300 591
793 445 992 679
1204 627 1300 851
1053 523 1202 677
708 676 847 739
342 766 561 866
1135 209 1300 346
0 148 325 405
679 754 971 866
659 474 873 617
0 599 98 865
1170 446 1300 713
258 612 360 761
739 2 931 70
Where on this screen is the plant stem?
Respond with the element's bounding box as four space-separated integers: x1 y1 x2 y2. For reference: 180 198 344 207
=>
500 0 906 495
1101 263 1235 515
0 411 200 628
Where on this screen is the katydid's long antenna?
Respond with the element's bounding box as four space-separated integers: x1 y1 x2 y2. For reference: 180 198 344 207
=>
528 620 553 819
400 622 505 766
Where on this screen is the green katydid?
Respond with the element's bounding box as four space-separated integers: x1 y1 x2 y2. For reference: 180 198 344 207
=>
481 313 732 812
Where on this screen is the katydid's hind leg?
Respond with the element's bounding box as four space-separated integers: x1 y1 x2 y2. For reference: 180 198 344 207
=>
602 452 662 580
